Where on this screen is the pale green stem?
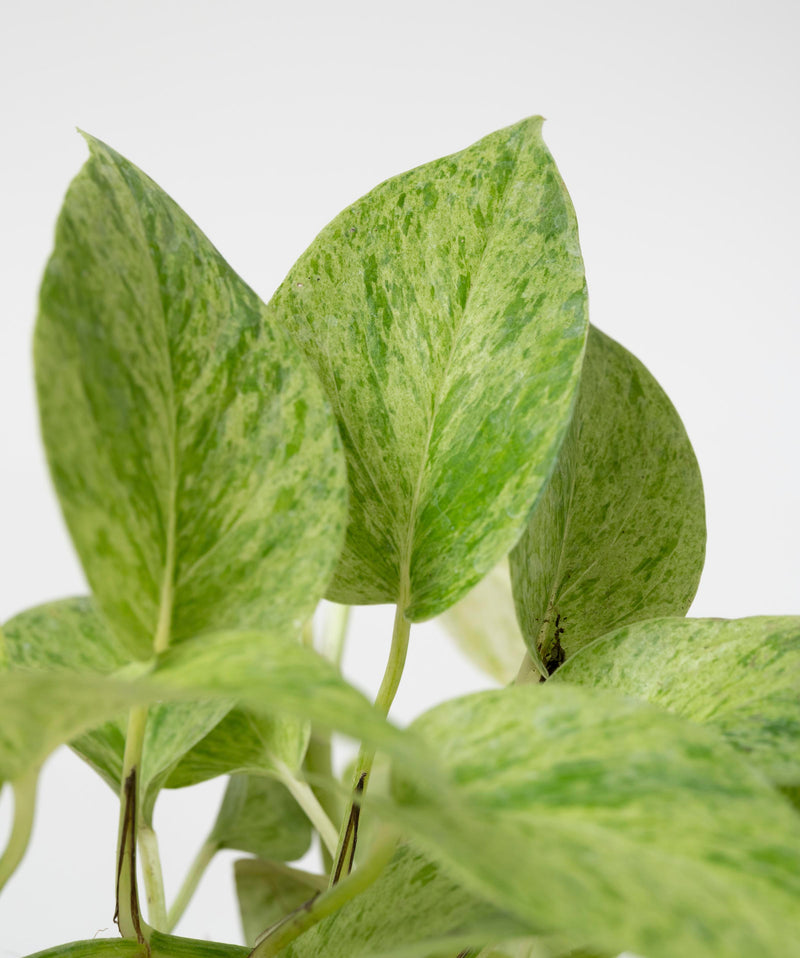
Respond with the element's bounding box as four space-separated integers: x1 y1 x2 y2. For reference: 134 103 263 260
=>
0 766 39 892
250 827 397 958
329 603 411 886
303 732 340 874
322 603 350 668
514 649 547 684
115 705 150 943
165 837 218 933
138 820 167 931
273 761 339 858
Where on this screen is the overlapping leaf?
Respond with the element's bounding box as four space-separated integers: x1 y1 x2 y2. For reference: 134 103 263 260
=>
510 326 705 672
391 684 800 958
235 859 326 946
35 134 347 659
553 615 800 785
279 844 526 958
2 599 229 820
269 117 588 619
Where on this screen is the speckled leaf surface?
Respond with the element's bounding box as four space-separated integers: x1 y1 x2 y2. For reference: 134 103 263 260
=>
166 709 309 789
269 118 588 619
391 684 800 958
235 859 326 947
510 326 705 671
280 844 525 958
35 135 346 658
210 773 311 862
1 599 230 819
553 615 800 786
439 558 527 684
0 622 411 790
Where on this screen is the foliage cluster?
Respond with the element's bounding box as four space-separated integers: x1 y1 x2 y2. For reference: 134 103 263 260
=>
1 119 798 958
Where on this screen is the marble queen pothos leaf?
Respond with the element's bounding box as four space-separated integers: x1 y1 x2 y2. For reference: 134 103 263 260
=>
552 615 800 786
510 325 705 673
1 598 230 822
35 134 346 660
391 684 800 958
269 117 588 620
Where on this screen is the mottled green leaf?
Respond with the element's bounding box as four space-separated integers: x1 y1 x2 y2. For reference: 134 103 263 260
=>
553 615 800 786
270 118 588 619
392 684 800 958
510 326 705 671
0 625 415 791
35 134 346 659
166 709 309 790
439 558 526 684
23 934 248 958
2 599 230 820
210 774 311 862
280 844 525 958
235 859 326 947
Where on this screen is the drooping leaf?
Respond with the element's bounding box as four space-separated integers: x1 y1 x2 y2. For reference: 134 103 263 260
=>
279 844 526 958
210 774 312 862
2 599 231 820
439 558 526 684
235 859 327 947
510 326 705 671
553 615 800 786
166 709 309 790
391 684 800 958
35 134 347 659
0 625 415 792
269 118 588 620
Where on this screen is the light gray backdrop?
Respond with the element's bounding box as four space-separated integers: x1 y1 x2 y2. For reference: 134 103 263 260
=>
1 0 798 953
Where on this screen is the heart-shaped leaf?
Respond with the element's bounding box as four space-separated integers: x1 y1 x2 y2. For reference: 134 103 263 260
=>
391 684 800 958
510 326 705 672
35 134 347 659
552 615 800 786
269 118 588 619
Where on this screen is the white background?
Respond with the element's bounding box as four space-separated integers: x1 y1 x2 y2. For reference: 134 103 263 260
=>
1 0 798 953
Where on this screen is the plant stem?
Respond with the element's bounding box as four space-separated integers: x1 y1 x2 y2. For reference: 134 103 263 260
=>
250 827 397 958
273 762 339 858
165 837 218 933
115 705 150 943
303 732 340 873
139 820 167 931
329 603 410 886
0 766 39 892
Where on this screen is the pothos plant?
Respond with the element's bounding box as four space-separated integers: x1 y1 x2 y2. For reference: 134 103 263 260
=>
1 118 798 958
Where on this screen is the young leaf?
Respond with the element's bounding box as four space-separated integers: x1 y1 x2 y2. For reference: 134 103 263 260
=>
438 558 527 684
235 859 327 947
278 844 526 958
210 774 312 862
391 684 800 958
269 118 588 619
510 326 705 671
35 134 347 659
552 615 800 786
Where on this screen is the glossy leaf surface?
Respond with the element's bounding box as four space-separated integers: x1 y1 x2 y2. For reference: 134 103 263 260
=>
510 326 705 670
553 615 800 785
35 134 346 658
393 684 800 958
270 118 588 619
